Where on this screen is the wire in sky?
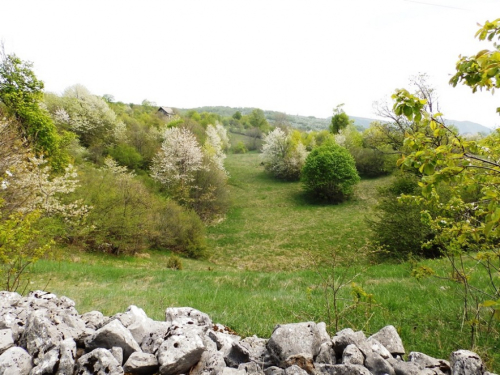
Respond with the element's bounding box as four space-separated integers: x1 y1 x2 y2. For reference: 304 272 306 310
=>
402 0 469 11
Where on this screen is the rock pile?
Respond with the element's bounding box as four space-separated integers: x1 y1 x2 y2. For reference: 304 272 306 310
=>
0 290 495 375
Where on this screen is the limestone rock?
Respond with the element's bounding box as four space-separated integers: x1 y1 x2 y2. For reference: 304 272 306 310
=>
85 319 141 362
364 350 395 375
30 346 60 375
122 351 159 374
391 359 423 375
238 361 265 374
267 322 322 365
110 346 123 365
0 329 14 354
331 329 366 357
140 321 170 355
0 346 32 374
81 310 109 331
75 348 124 375
56 338 77 375
315 364 372 375
342 344 364 366
408 352 450 374
366 337 392 359
369 325 405 356
449 350 484 375
264 366 285 375
315 341 336 365
284 364 309 375
157 327 205 375
165 307 212 328
190 346 226 375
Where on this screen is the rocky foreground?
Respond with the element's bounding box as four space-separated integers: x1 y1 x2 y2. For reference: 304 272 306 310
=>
0 290 495 375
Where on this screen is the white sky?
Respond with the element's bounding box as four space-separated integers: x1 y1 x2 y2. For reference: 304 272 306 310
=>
1 0 499 127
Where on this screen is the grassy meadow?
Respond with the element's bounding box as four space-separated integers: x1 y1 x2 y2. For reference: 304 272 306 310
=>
26 149 500 370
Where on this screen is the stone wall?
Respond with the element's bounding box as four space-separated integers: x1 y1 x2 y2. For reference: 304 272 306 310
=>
0 290 495 375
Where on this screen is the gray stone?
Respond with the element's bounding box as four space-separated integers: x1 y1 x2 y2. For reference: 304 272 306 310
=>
0 291 21 309
408 352 450 374
75 348 124 375
20 309 63 360
264 366 285 375
30 346 59 375
224 341 251 368
315 341 336 365
0 346 33 375
123 351 159 374
81 310 109 330
123 305 159 345
165 306 212 328
190 346 226 375
110 346 123 365
369 325 405 356
238 361 265 374
449 350 484 375
85 319 142 362
342 344 364 366
315 364 372 375
140 321 170 355
267 322 322 365
157 328 205 375
331 329 366 357
317 322 331 344
392 359 423 375
0 329 14 354
366 337 392 359
240 336 272 368
56 338 76 375
364 351 395 375
208 327 241 352
222 368 246 375
284 364 309 375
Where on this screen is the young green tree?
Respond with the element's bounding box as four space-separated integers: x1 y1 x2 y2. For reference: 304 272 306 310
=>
392 18 500 338
301 142 360 203
0 49 68 171
330 104 351 134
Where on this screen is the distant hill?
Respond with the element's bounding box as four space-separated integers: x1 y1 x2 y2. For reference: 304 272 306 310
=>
179 106 491 135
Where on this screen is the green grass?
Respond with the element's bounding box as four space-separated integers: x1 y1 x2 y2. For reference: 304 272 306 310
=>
208 153 387 270
21 152 500 371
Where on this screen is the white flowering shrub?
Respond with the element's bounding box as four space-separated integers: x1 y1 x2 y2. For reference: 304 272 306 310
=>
261 128 308 180
151 126 230 222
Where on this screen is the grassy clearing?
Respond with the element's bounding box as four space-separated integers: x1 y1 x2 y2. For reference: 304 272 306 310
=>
20 151 500 371
208 153 388 271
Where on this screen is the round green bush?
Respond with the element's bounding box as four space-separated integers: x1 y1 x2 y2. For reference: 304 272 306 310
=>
301 143 360 203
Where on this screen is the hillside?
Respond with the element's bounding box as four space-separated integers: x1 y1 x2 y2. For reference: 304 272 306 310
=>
179 106 492 134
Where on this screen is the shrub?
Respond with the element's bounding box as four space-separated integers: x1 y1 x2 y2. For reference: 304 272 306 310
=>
367 173 439 259
349 147 396 178
301 143 360 203
153 200 207 259
108 144 143 170
166 255 183 270
232 141 247 154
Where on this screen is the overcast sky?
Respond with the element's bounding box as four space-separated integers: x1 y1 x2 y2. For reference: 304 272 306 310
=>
1 0 499 127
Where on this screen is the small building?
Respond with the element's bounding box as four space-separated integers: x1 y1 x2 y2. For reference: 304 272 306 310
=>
158 106 175 118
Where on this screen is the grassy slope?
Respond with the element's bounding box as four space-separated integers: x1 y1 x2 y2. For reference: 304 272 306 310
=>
208 152 385 271
26 152 499 370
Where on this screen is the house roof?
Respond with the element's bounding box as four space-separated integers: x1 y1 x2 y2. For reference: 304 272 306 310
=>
158 106 174 114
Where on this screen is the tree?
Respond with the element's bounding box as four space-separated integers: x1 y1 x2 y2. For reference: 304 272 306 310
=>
330 104 351 134
392 19 500 339
248 109 270 132
0 49 68 171
261 128 307 181
301 143 360 203
151 127 205 204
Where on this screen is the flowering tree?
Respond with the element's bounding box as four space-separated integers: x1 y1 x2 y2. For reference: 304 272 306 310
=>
204 124 227 173
151 127 205 203
261 128 307 180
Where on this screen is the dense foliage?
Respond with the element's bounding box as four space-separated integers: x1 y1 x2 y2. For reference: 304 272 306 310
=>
301 143 360 203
